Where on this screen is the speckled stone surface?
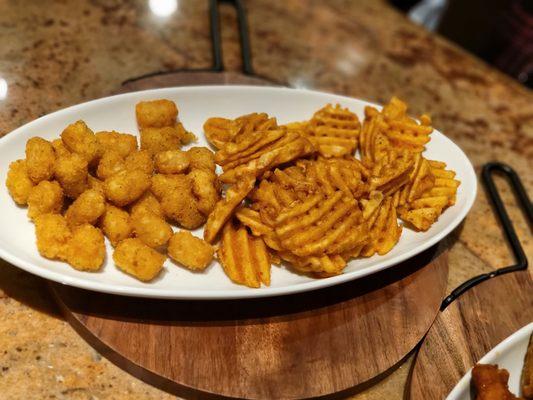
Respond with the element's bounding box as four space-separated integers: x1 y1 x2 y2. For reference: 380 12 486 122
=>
0 0 531 399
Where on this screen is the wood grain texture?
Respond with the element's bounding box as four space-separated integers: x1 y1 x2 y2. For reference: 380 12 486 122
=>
409 270 533 400
51 246 448 399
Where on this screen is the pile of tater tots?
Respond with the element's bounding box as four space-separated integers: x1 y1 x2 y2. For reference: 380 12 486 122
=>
6 100 217 281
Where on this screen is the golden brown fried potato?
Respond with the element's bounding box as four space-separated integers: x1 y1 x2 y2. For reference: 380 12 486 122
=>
131 208 172 248
204 175 256 243
136 99 178 129
124 150 153 175
100 204 132 246
189 169 219 216
27 181 64 220
140 125 185 155
95 131 137 158
130 191 163 218
54 152 89 198
104 169 151 206
187 147 216 172
51 139 70 158
161 188 206 229
96 150 125 180
65 224 105 271
113 238 166 281
65 189 106 228
218 221 271 287
61 120 99 164
154 150 190 174
34 214 71 260
151 173 190 200
87 174 105 194
472 364 520 400
25 137 56 183
6 160 34 205
168 231 214 271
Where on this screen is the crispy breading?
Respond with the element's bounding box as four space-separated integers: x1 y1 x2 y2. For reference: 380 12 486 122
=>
65 189 106 228
124 150 154 175
51 139 70 158
6 159 34 205
104 169 151 206
130 191 163 218
65 224 105 271
136 99 178 129
97 150 125 180
131 208 173 248
27 180 64 220
472 364 520 400
168 231 214 271
189 169 220 216
54 152 89 198
25 137 56 184
95 131 137 158
154 150 190 174
100 204 132 246
187 147 216 172
113 238 166 281
61 120 100 164
34 214 71 260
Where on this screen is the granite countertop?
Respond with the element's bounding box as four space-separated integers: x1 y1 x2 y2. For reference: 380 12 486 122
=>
0 0 531 399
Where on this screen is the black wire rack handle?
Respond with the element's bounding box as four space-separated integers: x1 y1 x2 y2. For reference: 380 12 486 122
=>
440 162 532 310
210 0 254 74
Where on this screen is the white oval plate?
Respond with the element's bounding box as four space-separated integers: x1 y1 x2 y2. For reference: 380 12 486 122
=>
446 322 533 399
0 86 477 299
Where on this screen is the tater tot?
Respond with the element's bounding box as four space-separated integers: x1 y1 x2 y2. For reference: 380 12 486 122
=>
175 122 197 145
124 150 153 175
154 150 190 174
96 150 125 180
25 137 56 183
131 209 173 248
6 160 34 205
140 126 183 155
161 188 206 229
104 169 151 206
54 153 89 198
34 214 71 260
65 189 106 228
168 231 214 271
130 191 163 218
51 139 70 158
95 131 137 158
187 147 216 172
61 120 99 164
27 181 64 220
135 99 178 129
65 224 105 271
113 238 165 281
150 173 187 199
189 169 220 216
87 174 105 195
101 204 132 246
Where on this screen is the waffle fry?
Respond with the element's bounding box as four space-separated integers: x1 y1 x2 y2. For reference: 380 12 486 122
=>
204 113 277 149
369 150 414 195
398 160 460 231
361 196 402 256
203 175 256 243
306 104 361 158
218 221 271 288
216 129 315 183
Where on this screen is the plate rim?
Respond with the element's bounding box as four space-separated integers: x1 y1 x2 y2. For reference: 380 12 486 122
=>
0 85 477 299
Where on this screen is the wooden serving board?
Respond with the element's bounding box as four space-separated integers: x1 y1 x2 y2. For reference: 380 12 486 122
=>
50 70 449 399
408 270 533 400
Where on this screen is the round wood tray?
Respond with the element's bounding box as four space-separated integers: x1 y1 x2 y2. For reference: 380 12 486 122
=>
51 70 450 399
408 270 532 400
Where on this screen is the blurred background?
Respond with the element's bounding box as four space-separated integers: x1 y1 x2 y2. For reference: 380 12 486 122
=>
391 0 533 88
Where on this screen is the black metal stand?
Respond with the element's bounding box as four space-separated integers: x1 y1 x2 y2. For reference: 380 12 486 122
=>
441 162 532 310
